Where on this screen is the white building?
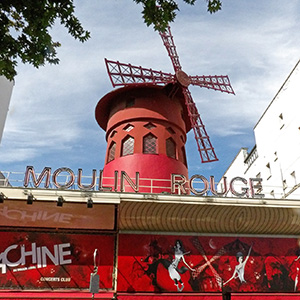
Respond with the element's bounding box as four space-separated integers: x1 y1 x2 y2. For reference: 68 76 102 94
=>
219 59 300 199
0 76 14 143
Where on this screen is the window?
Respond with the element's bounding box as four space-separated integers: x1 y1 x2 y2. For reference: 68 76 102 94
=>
123 124 134 132
283 179 287 190
166 138 176 159
143 134 157 154
122 136 134 156
144 122 156 130
107 142 116 163
291 171 296 185
167 127 175 134
266 163 271 180
279 113 284 129
110 130 117 138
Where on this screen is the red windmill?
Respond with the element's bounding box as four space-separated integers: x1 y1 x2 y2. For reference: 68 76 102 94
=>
104 25 235 163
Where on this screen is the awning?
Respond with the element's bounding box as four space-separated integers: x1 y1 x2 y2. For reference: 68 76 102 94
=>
0 291 114 299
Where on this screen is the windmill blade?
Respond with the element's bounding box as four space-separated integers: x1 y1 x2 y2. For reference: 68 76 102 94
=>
159 26 182 72
105 59 175 87
190 75 235 94
182 88 218 163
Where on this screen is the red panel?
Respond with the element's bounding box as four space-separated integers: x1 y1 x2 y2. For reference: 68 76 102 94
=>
117 293 300 300
118 234 300 293
0 232 115 290
0 291 114 299
2 292 300 300
118 294 220 300
232 295 300 300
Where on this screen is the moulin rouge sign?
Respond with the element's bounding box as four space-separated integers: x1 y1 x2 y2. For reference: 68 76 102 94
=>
23 166 265 198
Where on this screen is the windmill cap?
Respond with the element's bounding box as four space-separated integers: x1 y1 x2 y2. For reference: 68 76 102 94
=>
95 83 191 132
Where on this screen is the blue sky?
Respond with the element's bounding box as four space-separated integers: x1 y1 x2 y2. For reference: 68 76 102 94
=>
1 0 300 183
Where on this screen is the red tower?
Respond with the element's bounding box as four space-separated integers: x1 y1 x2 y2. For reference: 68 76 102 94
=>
96 84 190 193
96 26 234 193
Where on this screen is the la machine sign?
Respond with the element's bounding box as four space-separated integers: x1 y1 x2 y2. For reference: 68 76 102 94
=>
23 166 265 198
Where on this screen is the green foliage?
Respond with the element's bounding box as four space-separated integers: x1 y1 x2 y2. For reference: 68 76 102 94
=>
0 0 90 80
0 0 222 80
207 0 222 13
134 0 222 31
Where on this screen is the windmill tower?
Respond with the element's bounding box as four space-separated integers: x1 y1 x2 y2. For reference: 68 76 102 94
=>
95 26 234 194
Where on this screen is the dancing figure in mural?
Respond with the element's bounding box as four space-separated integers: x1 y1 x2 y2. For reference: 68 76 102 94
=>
293 256 300 291
168 240 195 292
224 243 253 286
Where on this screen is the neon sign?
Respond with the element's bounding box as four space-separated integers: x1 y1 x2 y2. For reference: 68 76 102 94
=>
23 166 264 198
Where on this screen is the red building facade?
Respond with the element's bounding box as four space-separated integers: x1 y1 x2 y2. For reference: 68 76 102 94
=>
1 83 300 300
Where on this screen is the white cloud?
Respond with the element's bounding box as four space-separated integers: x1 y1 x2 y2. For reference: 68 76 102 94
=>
1 0 300 180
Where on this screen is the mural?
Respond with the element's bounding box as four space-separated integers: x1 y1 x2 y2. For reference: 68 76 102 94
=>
0 231 114 290
118 234 300 293
3 231 300 293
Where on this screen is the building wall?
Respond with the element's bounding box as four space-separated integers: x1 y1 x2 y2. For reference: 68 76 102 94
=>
2 183 300 298
219 60 300 199
0 76 14 143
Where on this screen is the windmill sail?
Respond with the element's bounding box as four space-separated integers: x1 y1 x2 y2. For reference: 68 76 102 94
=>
104 25 234 163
